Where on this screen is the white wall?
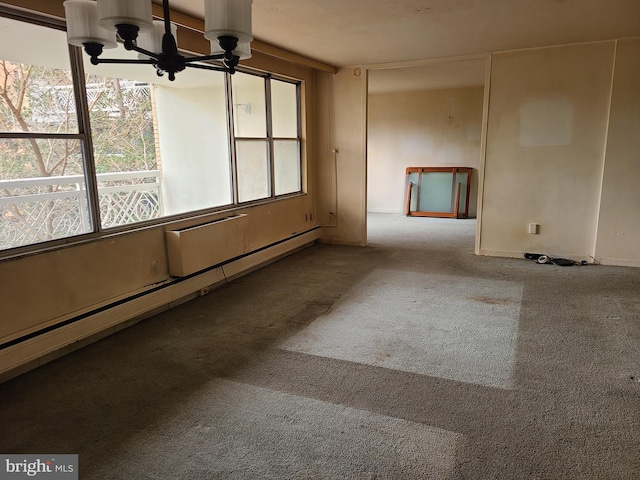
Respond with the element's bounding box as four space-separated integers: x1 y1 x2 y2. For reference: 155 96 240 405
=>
594 38 640 266
479 42 615 260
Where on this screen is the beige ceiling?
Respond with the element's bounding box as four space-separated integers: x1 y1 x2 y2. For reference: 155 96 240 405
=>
167 0 640 68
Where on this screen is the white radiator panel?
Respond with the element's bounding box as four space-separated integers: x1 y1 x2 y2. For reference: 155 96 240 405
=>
166 214 249 277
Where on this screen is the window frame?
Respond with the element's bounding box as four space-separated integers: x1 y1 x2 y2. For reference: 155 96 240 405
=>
0 17 102 252
228 70 303 205
0 8 306 259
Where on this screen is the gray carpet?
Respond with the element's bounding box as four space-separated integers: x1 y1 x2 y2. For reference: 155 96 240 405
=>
1 213 639 479
280 268 522 389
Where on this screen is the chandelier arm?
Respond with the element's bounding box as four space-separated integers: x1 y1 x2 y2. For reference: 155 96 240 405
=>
90 58 157 65
184 63 231 73
184 53 227 63
127 45 161 61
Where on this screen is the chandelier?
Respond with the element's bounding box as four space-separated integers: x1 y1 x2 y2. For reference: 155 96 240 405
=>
63 0 253 80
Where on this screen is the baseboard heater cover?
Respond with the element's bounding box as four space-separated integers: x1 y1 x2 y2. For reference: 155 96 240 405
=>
0 228 319 380
166 214 249 277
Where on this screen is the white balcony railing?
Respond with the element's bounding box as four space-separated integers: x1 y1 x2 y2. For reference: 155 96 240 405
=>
0 170 162 250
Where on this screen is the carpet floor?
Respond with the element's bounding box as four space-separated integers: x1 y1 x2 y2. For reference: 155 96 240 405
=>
1 213 639 479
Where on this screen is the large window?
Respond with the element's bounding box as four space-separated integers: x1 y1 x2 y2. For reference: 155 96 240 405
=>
82 64 232 223
0 19 92 250
271 79 302 196
231 72 301 203
0 13 303 253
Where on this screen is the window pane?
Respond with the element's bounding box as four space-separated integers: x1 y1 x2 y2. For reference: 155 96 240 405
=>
0 19 77 134
0 18 88 250
236 140 269 202
420 172 454 213
232 72 266 137
271 80 298 138
84 56 231 225
0 138 91 250
274 140 301 195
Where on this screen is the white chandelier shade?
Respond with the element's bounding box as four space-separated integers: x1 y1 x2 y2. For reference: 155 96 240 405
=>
64 0 117 48
204 0 253 44
97 0 153 31
63 0 253 79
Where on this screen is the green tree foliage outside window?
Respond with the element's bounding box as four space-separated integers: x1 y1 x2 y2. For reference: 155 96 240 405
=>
86 75 157 174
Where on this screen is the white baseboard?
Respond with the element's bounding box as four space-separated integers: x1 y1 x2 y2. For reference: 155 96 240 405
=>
477 249 524 259
596 257 640 268
478 249 599 264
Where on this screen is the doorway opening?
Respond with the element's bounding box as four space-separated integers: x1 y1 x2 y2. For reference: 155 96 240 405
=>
366 57 488 250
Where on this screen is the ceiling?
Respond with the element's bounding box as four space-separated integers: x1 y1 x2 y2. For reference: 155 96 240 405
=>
15 1 636 94
160 0 640 94
166 0 640 68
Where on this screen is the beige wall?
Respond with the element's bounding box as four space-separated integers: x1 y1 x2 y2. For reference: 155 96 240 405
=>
594 38 640 266
368 86 484 215
313 70 339 230
1 228 166 341
0 192 317 343
479 42 616 260
317 67 367 245
359 38 640 264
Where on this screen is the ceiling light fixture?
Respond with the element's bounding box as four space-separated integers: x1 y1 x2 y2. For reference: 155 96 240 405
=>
63 0 253 81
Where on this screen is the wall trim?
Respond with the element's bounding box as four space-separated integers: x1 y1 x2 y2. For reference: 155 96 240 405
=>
479 251 640 268
592 40 619 259
363 53 490 72
596 257 640 268
475 54 492 256
477 249 524 259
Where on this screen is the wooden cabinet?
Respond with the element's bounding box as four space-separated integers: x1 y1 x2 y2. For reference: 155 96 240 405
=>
404 167 472 218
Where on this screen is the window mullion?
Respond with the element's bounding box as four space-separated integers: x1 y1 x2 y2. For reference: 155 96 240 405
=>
265 75 275 199
225 72 239 205
69 44 102 233
297 82 303 194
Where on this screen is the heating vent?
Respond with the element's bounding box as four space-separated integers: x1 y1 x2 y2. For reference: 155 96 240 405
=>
166 214 249 277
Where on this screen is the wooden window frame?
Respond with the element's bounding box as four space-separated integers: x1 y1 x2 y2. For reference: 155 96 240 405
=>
404 167 472 218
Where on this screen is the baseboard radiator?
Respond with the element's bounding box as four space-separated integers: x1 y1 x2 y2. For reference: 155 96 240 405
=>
166 214 249 277
0 226 319 381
